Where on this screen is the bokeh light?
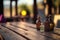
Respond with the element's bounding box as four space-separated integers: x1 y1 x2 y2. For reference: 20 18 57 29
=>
21 10 27 16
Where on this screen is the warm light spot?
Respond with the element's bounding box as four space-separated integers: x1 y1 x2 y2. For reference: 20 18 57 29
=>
12 8 16 17
30 13 34 18
54 15 60 26
4 8 10 18
51 7 54 14
56 7 59 14
45 4 48 16
44 0 47 3
21 10 27 16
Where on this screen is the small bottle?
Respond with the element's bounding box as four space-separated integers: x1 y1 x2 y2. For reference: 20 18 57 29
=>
36 16 41 30
40 23 44 32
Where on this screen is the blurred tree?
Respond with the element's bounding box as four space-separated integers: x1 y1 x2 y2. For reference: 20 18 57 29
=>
20 4 28 10
0 0 4 23
19 4 30 21
54 0 59 7
33 0 38 24
10 0 12 18
10 0 18 17
15 0 18 16
54 0 60 14
59 3 60 13
0 0 3 15
20 4 30 16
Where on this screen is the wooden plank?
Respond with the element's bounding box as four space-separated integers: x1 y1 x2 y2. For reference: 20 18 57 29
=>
10 22 60 40
1 23 54 40
0 25 26 40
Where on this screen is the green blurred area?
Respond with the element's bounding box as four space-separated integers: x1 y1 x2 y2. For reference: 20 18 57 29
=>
54 0 59 7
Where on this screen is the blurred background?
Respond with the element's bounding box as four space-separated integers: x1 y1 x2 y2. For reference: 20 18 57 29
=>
0 0 60 37
3 0 44 22
3 0 60 25
0 0 60 39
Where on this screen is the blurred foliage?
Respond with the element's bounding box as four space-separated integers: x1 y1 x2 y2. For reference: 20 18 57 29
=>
54 0 59 7
20 4 27 9
19 4 30 11
19 4 30 17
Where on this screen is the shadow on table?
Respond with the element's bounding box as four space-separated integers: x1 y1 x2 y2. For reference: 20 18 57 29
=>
56 20 60 28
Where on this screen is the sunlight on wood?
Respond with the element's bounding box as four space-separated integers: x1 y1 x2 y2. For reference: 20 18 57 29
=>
54 15 60 26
